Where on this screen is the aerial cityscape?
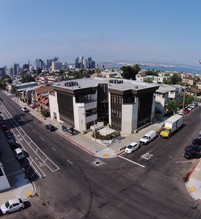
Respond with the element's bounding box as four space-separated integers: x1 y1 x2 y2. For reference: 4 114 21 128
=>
0 0 201 219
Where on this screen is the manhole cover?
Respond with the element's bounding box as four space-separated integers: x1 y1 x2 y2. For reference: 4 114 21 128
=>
92 159 105 167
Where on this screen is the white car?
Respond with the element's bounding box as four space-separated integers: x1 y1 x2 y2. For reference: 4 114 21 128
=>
21 107 29 112
125 142 140 153
0 198 25 214
14 148 26 160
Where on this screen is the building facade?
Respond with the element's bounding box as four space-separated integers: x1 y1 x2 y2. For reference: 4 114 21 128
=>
49 78 159 135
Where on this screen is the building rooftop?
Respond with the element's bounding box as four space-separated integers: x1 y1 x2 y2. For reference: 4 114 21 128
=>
53 77 159 92
156 85 178 94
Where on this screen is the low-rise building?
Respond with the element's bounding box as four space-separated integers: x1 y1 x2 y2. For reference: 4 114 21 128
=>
49 78 159 135
155 84 182 112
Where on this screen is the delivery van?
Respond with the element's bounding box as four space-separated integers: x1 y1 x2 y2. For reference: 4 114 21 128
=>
140 130 157 145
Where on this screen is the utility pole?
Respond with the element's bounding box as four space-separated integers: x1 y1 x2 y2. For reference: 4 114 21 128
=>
182 72 186 110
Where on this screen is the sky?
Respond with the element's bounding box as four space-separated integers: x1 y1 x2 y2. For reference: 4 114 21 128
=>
1 0 201 68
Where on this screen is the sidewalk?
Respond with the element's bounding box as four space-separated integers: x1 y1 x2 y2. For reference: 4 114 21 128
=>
6 92 164 159
186 160 201 200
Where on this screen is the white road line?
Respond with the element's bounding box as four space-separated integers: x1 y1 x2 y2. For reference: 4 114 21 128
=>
32 129 36 133
51 147 56 151
176 160 193 163
118 155 145 168
41 137 45 141
66 159 73 165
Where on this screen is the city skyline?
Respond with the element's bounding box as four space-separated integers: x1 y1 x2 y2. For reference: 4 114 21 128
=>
1 0 201 68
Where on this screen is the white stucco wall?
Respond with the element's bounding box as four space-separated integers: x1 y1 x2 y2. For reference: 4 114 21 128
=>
121 99 138 135
49 92 61 122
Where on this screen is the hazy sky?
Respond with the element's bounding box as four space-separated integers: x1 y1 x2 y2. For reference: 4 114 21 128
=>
1 0 201 67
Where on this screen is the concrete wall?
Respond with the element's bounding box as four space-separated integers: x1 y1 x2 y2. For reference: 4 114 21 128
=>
49 92 61 122
121 98 138 135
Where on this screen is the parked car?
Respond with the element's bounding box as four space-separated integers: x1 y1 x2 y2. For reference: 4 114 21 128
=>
185 144 201 152
125 142 140 153
21 107 29 112
140 130 157 145
192 137 201 145
0 198 25 214
1 124 8 131
45 124 56 131
7 136 16 146
163 111 173 117
184 151 201 159
182 108 190 114
4 130 13 138
14 148 26 160
10 142 21 151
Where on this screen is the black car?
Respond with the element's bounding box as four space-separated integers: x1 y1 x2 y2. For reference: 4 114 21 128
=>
184 151 201 159
192 137 201 145
45 124 56 131
163 111 173 117
185 144 201 152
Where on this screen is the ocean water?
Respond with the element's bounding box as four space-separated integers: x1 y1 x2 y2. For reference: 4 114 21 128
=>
139 64 201 75
101 62 201 75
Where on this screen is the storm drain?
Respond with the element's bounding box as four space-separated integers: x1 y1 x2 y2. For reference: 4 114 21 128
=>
92 159 105 167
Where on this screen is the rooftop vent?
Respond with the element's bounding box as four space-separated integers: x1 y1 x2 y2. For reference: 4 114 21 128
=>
109 79 123 84
64 81 79 87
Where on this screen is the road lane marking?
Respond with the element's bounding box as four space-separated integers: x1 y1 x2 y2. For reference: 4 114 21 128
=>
66 159 73 165
176 160 193 163
118 155 145 168
51 147 56 151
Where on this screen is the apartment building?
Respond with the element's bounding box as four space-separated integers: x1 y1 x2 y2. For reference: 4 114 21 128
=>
155 84 182 112
49 78 159 135
37 75 62 85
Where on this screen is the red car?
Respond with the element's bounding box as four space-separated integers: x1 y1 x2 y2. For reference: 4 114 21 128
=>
183 108 190 114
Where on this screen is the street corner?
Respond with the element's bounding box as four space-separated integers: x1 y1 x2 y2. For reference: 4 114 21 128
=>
185 178 201 201
96 147 117 158
20 182 36 201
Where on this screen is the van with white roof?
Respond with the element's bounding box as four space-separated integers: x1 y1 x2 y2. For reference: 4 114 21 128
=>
140 130 157 145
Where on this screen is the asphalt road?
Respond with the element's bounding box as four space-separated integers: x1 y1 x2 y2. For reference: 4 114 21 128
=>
0 91 201 219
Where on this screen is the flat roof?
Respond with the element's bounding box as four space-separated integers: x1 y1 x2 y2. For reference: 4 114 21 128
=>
53 77 159 92
156 85 177 94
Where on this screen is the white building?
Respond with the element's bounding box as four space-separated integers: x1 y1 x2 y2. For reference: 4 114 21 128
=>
155 84 182 112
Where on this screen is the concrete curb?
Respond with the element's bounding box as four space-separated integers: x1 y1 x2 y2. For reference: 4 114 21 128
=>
56 131 96 156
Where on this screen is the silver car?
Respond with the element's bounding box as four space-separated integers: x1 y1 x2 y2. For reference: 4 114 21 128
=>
0 198 25 214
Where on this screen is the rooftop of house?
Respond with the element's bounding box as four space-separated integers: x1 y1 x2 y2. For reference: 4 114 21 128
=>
18 85 40 92
15 81 38 88
52 77 159 92
35 85 54 94
155 85 179 94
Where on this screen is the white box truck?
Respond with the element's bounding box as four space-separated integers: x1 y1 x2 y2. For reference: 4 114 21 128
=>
160 114 183 138
140 130 157 145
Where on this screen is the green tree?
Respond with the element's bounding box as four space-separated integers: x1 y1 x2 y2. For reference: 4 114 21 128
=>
121 64 140 80
144 77 153 83
163 78 171 84
41 109 50 117
145 69 159 76
184 94 194 106
170 74 182 84
166 100 178 113
21 73 35 83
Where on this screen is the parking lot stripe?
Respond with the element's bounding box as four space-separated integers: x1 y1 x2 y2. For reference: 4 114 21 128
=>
118 155 145 168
